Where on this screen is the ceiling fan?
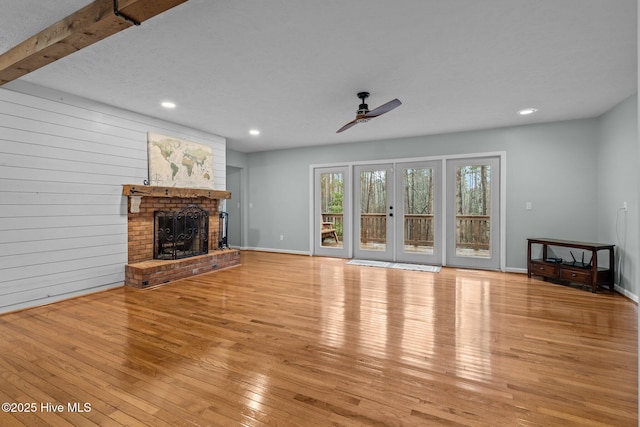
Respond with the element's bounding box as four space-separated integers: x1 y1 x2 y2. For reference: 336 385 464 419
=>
336 92 402 133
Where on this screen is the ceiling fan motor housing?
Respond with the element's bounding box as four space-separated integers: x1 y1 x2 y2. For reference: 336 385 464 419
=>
356 91 370 116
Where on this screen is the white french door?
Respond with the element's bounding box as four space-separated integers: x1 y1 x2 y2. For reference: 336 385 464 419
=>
312 154 502 270
353 164 394 261
445 156 500 270
313 166 350 257
352 161 442 264
395 161 442 265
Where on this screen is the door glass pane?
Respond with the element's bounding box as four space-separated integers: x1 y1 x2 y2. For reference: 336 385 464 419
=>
359 169 387 251
403 167 434 254
320 172 344 248
455 165 491 258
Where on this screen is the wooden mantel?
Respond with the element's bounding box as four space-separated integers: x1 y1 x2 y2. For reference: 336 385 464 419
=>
122 184 231 200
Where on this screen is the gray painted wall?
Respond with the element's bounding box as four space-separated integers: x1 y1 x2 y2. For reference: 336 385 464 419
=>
226 150 249 248
226 166 242 247
597 94 639 297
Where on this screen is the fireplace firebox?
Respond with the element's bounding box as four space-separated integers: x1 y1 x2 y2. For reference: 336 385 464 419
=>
154 205 209 260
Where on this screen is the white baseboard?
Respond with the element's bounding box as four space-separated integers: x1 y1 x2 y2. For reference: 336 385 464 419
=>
614 285 638 303
505 267 528 274
242 246 311 256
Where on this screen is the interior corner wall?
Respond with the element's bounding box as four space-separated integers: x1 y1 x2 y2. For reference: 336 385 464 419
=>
0 81 226 314
243 118 601 268
597 93 639 299
226 149 249 249
226 166 242 248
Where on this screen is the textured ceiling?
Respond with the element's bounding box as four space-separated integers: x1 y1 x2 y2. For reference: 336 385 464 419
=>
1 0 637 152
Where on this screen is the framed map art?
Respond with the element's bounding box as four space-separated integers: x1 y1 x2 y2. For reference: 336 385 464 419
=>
147 132 214 189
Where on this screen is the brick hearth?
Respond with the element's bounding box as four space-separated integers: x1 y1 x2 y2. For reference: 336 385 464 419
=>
125 249 240 289
122 185 239 288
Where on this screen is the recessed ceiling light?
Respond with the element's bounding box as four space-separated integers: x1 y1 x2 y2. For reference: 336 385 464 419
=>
161 101 176 109
518 108 538 116
249 129 260 136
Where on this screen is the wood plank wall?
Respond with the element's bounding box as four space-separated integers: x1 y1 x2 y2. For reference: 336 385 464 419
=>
0 82 226 313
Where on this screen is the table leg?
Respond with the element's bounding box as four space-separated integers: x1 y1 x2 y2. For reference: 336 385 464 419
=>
591 250 598 293
609 248 615 293
527 241 532 278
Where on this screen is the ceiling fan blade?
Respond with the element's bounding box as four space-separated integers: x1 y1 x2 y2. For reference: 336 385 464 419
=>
336 119 358 133
364 98 402 118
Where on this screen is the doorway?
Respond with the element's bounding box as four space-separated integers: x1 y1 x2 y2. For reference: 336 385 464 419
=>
352 162 442 264
226 166 242 248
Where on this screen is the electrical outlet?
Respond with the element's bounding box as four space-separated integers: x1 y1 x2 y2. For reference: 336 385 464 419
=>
280 235 284 241
525 202 532 211
623 201 628 211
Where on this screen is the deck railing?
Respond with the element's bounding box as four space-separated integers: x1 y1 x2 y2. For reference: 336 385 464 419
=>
455 215 490 250
322 213 490 250
403 214 434 246
359 213 386 243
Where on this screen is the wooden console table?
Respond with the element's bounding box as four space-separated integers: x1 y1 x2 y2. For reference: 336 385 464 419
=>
527 238 615 293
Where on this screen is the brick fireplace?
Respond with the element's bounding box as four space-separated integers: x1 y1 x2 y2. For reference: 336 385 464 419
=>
122 185 240 288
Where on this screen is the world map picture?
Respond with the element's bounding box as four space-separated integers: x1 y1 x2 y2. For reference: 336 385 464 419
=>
147 132 214 188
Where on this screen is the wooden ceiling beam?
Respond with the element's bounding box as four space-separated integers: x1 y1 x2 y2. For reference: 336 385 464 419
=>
0 0 188 85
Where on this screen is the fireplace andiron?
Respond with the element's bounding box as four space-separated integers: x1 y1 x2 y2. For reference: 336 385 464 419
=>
218 211 229 249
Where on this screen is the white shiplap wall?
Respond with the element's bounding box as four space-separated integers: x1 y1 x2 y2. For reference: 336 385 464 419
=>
0 81 226 314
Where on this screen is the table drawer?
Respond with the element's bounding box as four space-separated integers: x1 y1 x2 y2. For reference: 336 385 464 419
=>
530 262 558 279
560 268 591 284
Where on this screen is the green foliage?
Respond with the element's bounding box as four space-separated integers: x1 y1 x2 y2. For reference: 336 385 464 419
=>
320 172 344 213
328 189 343 213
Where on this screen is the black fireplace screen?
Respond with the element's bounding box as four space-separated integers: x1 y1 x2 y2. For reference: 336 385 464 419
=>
154 205 209 260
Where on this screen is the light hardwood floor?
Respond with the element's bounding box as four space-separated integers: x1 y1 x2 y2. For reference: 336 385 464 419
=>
0 251 637 426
